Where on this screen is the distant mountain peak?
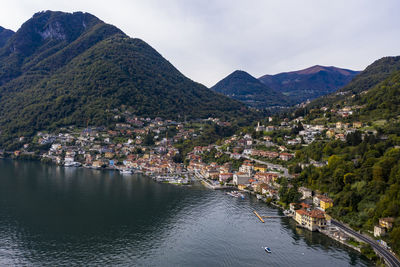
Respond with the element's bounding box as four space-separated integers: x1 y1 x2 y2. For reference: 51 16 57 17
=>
293 65 357 76
211 70 289 108
258 65 359 104
0 10 247 143
295 65 330 75
227 70 259 80
3 10 121 56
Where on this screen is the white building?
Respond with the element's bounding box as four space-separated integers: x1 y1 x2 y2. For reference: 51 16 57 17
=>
233 173 250 185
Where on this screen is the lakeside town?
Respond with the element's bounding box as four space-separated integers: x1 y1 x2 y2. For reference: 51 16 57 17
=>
0 106 397 264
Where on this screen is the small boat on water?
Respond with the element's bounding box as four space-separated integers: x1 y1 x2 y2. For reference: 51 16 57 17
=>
119 169 133 174
226 191 245 199
64 161 81 167
264 247 272 253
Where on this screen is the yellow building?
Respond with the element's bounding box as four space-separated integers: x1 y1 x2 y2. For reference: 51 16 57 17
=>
319 196 334 211
105 152 115 159
238 184 247 191
92 161 103 168
379 217 395 229
326 129 335 138
254 165 268 173
295 209 328 231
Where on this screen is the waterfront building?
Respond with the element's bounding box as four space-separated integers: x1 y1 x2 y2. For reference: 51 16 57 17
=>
219 173 233 182
233 172 250 185
238 184 247 190
295 209 328 231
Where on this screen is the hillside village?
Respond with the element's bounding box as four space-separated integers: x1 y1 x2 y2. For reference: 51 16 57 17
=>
2 109 394 246
1 7 400 267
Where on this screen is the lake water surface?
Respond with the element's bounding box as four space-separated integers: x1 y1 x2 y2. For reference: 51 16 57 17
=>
0 160 372 266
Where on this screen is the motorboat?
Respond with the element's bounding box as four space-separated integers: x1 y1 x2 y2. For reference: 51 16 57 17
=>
119 169 133 174
227 191 245 199
64 161 81 167
264 247 272 253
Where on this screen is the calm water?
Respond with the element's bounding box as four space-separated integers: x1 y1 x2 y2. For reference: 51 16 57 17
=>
0 159 372 266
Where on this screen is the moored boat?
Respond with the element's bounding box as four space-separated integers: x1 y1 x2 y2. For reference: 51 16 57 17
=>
119 169 133 174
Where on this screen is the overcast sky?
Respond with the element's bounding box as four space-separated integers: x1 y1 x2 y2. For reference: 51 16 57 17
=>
0 0 399 87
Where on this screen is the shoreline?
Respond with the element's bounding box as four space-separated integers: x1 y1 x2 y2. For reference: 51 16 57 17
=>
252 195 390 265
0 157 386 264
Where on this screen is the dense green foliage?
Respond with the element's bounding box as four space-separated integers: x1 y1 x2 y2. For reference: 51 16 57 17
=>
0 11 252 146
174 123 238 159
278 177 302 205
259 65 359 104
355 70 400 121
0 26 14 48
296 131 400 254
211 70 290 108
309 56 400 109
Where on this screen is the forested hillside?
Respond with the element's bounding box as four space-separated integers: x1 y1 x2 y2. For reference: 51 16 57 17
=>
309 56 400 108
296 131 400 255
0 11 250 146
0 26 14 48
259 65 359 103
211 70 289 108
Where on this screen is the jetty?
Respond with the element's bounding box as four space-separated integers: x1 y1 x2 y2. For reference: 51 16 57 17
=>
253 210 265 223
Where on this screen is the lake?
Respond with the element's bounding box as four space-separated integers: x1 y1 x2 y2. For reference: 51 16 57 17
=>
0 159 372 266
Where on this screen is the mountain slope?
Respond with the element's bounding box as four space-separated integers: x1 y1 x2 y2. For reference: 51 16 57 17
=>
259 65 359 103
338 56 400 94
0 26 14 48
0 11 248 145
309 56 400 108
211 70 289 108
352 69 400 121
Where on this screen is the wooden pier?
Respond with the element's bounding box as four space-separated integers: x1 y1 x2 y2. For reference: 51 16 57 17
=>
253 210 286 222
253 210 265 223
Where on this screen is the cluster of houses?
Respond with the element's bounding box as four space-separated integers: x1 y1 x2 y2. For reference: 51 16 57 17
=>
250 150 295 161
187 147 281 195
289 189 334 232
24 117 205 174
187 137 336 233
7 112 381 239
320 105 365 118
374 217 395 237
255 118 367 146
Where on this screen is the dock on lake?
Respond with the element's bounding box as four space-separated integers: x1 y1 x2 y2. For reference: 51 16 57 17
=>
253 210 286 222
253 210 265 223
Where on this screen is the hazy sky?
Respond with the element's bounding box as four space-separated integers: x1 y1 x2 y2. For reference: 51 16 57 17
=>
0 0 399 87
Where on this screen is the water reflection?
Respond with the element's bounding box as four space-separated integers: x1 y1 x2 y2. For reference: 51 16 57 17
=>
0 160 372 266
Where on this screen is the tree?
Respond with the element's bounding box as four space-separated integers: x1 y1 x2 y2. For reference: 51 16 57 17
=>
143 133 155 146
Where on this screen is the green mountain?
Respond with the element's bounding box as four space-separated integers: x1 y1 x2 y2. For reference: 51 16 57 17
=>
210 70 290 109
0 26 14 48
0 11 249 145
309 56 400 108
339 56 400 95
352 69 400 121
259 65 359 103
